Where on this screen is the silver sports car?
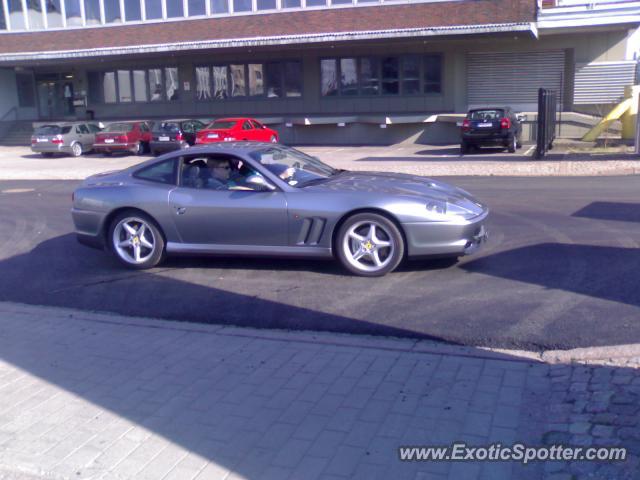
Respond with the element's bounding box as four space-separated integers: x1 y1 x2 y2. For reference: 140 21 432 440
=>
72 143 489 276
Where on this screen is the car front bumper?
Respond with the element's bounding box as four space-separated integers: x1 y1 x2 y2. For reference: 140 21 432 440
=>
402 210 489 258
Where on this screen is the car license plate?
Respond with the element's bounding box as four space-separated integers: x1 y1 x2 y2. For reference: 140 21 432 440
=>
105 138 114 143
159 136 170 141
478 122 493 128
207 134 219 139
37 138 48 142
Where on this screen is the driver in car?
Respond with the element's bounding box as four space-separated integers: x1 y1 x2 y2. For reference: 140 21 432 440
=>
203 158 253 190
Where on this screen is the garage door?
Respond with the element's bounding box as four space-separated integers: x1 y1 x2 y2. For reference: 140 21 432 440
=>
467 50 565 111
574 61 637 105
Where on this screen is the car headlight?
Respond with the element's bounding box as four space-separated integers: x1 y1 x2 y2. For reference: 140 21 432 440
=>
425 199 483 221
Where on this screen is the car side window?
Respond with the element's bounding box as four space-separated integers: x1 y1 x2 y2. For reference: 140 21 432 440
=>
242 121 253 130
134 159 177 185
251 120 264 129
88 124 101 133
181 155 264 191
183 122 194 134
78 124 90 134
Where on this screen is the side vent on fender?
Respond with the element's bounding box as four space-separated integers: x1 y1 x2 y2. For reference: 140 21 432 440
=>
296 217 327 245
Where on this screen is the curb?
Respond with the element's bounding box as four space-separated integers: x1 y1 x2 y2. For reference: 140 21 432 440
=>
2 302 639 366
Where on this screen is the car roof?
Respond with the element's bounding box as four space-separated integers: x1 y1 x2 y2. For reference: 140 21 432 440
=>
212 118 250 123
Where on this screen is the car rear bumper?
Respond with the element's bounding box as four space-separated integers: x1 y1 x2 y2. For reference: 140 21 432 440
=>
462 133 511 146
31 144 71 154
150 141 186 152
402 211 489 258
93 143 134 152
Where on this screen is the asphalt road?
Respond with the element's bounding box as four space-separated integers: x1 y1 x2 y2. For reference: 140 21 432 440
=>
1 176 639 351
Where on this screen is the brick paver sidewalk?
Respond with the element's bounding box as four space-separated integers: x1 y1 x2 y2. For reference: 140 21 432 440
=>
0 303 637 480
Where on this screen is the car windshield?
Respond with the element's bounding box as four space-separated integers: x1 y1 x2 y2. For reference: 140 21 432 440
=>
153 122 180 133
469 110 504 121
34 125 62 135
105 123 134 132
249 147 338 188
207 120 238 130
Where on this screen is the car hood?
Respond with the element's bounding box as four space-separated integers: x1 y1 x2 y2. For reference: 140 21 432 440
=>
305 171 482 204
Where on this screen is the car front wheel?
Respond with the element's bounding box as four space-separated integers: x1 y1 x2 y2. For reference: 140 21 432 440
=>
336 213 404 277
109 212 165 269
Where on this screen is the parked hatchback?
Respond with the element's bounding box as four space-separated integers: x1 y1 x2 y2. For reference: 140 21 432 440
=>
31 122 102 157
94 121 153 156
150 119 206 156
195 118 279 144
461 107 523 154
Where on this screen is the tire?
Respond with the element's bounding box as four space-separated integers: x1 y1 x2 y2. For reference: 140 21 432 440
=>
151 149 158 157
336 213 404 277
270 135 278 143
460 142 469 155
71 142 82 157
507 135 516 153
134 142 144 156
108 211 165 269
103 151 112 157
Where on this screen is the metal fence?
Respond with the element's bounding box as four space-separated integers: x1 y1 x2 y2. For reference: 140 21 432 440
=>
535 88 558 159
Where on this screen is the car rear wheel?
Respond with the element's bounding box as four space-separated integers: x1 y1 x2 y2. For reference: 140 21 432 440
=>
71 142 82 157
507 135 517 153
109 212 165 269
336 213 404 277
460 142 469 155
134 142 144 156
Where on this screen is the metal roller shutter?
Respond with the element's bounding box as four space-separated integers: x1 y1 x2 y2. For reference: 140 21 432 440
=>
467 50 565 111
574 61 637 105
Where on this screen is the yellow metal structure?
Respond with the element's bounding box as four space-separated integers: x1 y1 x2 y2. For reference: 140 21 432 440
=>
581 85 639 142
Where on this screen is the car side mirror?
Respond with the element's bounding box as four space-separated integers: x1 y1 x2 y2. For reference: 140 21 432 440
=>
246 174 276 191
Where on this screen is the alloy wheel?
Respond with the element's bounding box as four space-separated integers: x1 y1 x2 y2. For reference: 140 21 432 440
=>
342 220 395 274
112 217 156 265
72 143 82 157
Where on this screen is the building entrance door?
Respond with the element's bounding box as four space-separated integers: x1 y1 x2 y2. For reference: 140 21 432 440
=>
36 74 75 119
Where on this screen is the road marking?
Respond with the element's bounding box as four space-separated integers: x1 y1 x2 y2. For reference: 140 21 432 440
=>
525 146 535 156
1 188 35 194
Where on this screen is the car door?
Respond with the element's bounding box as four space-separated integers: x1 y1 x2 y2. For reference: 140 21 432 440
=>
239 120 255 141
168 155 289 246
250 120 269 141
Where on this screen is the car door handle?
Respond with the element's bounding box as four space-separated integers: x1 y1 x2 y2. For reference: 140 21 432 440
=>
174 206 186 215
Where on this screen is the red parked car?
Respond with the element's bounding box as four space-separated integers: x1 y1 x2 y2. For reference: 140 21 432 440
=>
93 121 153 156
195 118 279 144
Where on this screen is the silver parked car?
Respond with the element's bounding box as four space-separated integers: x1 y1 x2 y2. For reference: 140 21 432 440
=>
72 143 489 276
31 122 102 157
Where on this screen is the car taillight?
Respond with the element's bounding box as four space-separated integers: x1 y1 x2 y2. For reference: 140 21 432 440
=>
31 137 36 144
176 132 183 141
119 135 127 142
462 119 471 131
51 136 63 144
500 118 511 129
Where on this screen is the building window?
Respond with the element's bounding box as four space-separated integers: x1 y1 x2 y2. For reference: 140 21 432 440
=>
165 67 179 100
248 64 264 97
196 66 212 100
321 59 337 97
104 0 122 23
233 0 251 12
284 61 302 97
257 0 276 9
145 0 163 19
117 70 132 102
213 66 228 98
7 0 25 30
360 57 379 95
340 58 357 96
65 0 82 26
133 70 147 101
88 71 101 103
402 55 420 95
424 54 442 93
166 0 184 17
332 0 351 3
230 64 246 97
188 0 206 16
84 0 101 25
211 0 228 13
45 0 64 28
26 0 44 29
103 72 117 103
125 0 142 21
322 55 442 97
0 4 5 30
265 63 282 98
16 72 35 107
307 0 326 5
281 0 300 7
149 68 163 100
